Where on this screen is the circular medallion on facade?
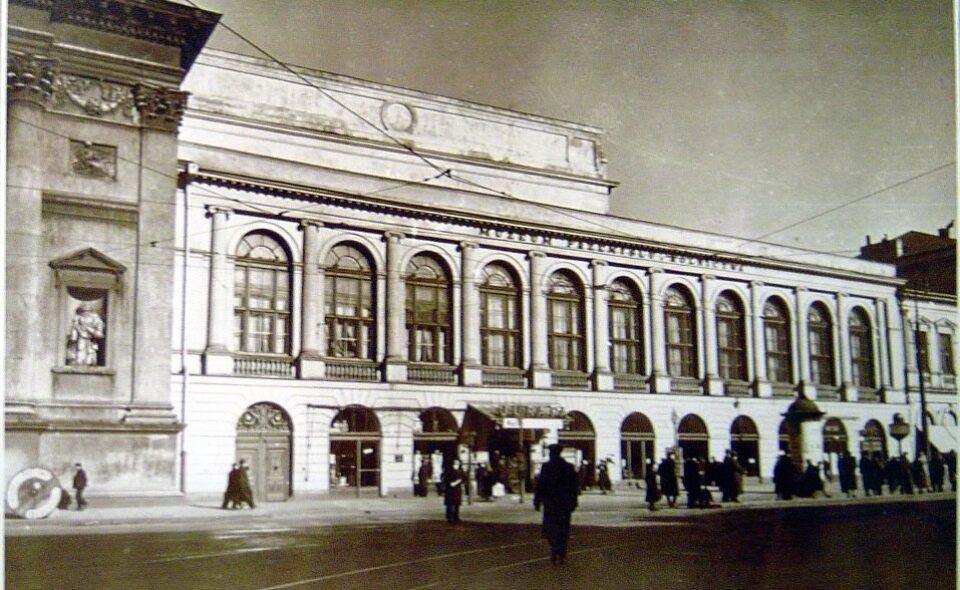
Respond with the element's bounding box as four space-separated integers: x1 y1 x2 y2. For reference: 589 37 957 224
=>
6 467 63 519
380 101 415 132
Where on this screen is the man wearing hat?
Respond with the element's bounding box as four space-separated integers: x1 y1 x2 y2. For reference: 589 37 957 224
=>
73 463 88 510
533 444 579 564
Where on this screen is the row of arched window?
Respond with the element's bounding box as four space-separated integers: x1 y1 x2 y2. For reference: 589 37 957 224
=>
230 231 878 389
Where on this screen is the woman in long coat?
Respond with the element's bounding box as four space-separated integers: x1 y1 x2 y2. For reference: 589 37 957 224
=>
442 459 466 523
657 455 679 508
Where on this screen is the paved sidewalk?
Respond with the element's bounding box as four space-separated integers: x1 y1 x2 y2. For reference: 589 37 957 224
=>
5 479 954 535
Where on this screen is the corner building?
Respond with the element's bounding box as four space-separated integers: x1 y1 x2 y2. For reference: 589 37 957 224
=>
172 49 940 500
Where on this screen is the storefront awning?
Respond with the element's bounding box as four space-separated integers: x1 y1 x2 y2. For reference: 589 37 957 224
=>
468 403 565 430
925 425 958 453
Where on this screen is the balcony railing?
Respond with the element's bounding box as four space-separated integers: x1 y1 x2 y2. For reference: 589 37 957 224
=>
725 380 752 397
233 354 295 378
409 363 458 385
857 388 880 403
671 377 702 394
481 367 526 387
613 373 650 393
551 371 590 390
325 359 380 382
816 386 841 401
771 383 796 398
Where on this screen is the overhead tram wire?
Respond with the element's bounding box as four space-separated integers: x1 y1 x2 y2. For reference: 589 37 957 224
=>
738 161 956 249
183 1 957 267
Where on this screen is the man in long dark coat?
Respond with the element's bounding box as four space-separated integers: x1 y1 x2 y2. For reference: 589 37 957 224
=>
73 463 88 510
534 444 580 564
442 459 466 523
237 459 256 508
773 453 796 500
658 454 680 508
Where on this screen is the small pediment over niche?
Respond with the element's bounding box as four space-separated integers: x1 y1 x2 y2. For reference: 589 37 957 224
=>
50 248 125 289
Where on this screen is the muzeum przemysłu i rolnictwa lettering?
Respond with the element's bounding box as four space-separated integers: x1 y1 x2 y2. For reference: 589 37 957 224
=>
6 0 956 503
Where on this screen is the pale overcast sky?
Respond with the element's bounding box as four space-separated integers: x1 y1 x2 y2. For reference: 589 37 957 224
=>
186 0 956 256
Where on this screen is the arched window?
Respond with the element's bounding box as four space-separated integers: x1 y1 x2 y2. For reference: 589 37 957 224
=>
609 279 643 374
763 298 792 383
716 292 746 381
324 243 375 360
406 254 452 364
233 232 291 354
849 308 874 388
479 263 521 368
665 286 697 377
807 303 834 386
547 271 585 371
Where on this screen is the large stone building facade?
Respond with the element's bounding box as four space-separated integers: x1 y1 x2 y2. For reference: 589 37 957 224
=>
6 0 218 494
7 2 956 501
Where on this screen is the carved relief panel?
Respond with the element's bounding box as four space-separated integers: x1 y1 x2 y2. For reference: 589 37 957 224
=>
69 140 117 180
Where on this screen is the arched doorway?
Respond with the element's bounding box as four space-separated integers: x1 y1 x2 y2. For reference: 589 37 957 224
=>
621 412 655 480
860 419 887 458
678 414 709 461
414 407 459 492
560 411 596 466
730 415 760 476
236 402 292 503
779 419 801 467
330 406 381 495
823 417 848 454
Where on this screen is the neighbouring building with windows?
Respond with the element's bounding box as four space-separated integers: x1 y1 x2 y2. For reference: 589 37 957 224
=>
7 1 956 502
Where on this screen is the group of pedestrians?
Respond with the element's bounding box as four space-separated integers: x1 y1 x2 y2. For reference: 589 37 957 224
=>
774 449 956 500
642 451 749 511
221 460 256 509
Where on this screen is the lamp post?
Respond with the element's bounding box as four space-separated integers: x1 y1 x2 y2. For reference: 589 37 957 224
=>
890 414 910 457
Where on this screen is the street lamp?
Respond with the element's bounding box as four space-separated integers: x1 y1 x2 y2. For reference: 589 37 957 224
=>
890 413 910 457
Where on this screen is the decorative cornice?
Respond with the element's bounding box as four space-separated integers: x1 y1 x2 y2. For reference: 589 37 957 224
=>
7 51 60 107
133 83 189 132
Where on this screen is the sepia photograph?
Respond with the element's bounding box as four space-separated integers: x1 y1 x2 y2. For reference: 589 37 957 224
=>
5 1 956 588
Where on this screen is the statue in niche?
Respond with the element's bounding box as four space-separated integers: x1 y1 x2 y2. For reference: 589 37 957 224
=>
66 301 105 366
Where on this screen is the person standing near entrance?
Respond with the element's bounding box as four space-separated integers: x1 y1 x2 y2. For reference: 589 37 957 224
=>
658 453 679 508
533 444 579 564
72 463 88 510
222 463 241 509
441 459 466 523
237 459 256 508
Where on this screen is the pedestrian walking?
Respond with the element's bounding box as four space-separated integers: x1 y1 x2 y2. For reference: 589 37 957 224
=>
945 450 957 492
416 458 432 497
658 454 679 507
597 461 612 494
475 463 490 500
644 462 661 511
773 452 796 500
870 453 885 496
839 452 857 498
441 459 466 523
899 454 915 494
913 453 931 493
533 444 580 564
683 458 704 508
237 459 256 508
221 462 241 509
929 451 945 492
72 463 88 510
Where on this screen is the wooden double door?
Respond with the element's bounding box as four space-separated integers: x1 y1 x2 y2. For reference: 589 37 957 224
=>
236 433 291 503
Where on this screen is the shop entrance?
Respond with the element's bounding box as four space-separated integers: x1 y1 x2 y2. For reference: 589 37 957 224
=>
677 414 709 461
730 415 760 477
330 406 381 496
620 412 655 480
235 402 292 503
413 407 459 495
860 419 887 458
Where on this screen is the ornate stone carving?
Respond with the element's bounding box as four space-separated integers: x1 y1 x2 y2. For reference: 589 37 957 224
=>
70 140 117 179
236 403 291 433
54 75 136 121
381 101 415 132
133 84 189 132
7 51 59 107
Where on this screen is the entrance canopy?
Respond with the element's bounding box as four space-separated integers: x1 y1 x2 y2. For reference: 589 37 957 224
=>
468 403 565 430
925 425 958 453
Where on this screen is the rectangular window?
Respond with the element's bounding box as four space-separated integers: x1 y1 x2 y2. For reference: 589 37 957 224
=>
918 331 930 373
941 334 955 375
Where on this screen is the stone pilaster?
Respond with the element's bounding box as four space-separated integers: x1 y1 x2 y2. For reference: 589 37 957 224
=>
750 281 771 397
298 221 325 379
837 293 856 401
460 241 482 385
701 274 723 395
795 288 816 399
648 268 670 393
384 231 408 381
591 260 613 390
528 251 551 388
202 206 233 375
